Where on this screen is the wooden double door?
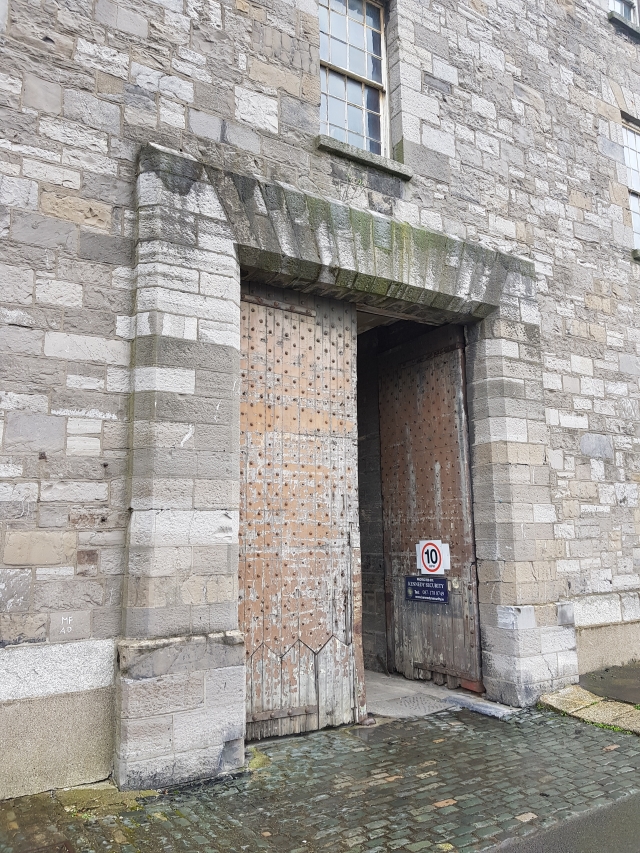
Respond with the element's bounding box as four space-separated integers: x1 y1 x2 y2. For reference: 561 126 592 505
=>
239 283 365 740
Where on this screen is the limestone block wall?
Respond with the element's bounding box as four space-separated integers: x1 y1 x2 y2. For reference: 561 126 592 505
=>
0 0 639 794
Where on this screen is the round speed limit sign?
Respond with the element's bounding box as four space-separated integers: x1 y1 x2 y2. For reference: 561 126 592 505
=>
416 539 449 575
420 541 442 573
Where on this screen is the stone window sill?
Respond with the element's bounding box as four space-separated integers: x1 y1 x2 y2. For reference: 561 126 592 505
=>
608 10 640 40
316 135 413 180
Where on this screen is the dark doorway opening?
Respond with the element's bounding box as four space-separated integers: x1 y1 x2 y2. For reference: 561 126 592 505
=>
356 316 483 691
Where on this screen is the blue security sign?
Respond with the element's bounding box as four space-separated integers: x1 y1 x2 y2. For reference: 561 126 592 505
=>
405 575 448 603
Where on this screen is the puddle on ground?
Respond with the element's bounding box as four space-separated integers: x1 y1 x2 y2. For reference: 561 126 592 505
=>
580 661 640 704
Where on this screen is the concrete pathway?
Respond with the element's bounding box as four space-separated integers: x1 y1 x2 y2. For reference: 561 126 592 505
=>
540 683 640 734
365 671 518 721
2 708 640 853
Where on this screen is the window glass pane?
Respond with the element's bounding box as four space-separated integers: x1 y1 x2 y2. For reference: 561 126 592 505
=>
331 37 347 67
320 93 328 121
366 110 381 141
347 78 363 104
328 96 345 125
320 32 329 61
366 2 381 29
328 70 346 97
613 0 634 18
330 9 347 40
367 28 382 57
319 5 329 34
349 45 366 76
331 0 346 11
368 55 382 83
348 0 364 22
320 0 329 5
368 139 381 155
348 132 365 149
329 124 346 142
349 20 365 49
348 104 363 133
365 85 379 112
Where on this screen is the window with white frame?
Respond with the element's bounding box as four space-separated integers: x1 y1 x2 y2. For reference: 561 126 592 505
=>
319 0 385 155
623 124 640 250
611 0 636 22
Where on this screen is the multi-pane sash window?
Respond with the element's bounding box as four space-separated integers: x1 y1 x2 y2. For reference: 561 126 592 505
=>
611 0 636 21
623 125 640 250
319 0 385 155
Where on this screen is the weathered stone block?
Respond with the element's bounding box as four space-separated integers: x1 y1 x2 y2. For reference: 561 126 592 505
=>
0 687 114 799
10 210 77 249
78 231 134 265
117 715 173 762
0 613 47 647
40 481 109 502
580 433 614 459
3 530 76 566
0 569 31 612
235 86 278 133
0 638 115 702
23 73 62 114
119 671 205 718
44 331 130 365
189 109 222 141
34 579 104 610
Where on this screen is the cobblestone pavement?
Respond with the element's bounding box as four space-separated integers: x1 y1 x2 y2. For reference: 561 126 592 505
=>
2 709 640 853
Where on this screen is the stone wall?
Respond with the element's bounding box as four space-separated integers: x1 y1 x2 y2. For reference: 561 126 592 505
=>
1 0 640 794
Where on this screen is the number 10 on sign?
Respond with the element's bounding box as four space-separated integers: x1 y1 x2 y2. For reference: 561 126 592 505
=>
416 540 450 575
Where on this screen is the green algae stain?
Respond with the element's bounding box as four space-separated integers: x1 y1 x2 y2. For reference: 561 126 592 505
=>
248 747 271 772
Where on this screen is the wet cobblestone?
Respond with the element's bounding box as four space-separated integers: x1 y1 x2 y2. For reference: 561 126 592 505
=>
2 709 640 853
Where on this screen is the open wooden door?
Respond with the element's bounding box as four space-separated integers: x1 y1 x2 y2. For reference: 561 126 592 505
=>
378 325 482 691
239 283 365 739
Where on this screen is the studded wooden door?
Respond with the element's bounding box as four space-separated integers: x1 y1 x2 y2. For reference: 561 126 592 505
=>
239 283 365 740
378 325 482 691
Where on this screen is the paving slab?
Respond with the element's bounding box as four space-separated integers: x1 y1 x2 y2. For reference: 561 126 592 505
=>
609 709 640 734
2 709 640 853
574 700 632 725
541 680 640 736
538 684 602 715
